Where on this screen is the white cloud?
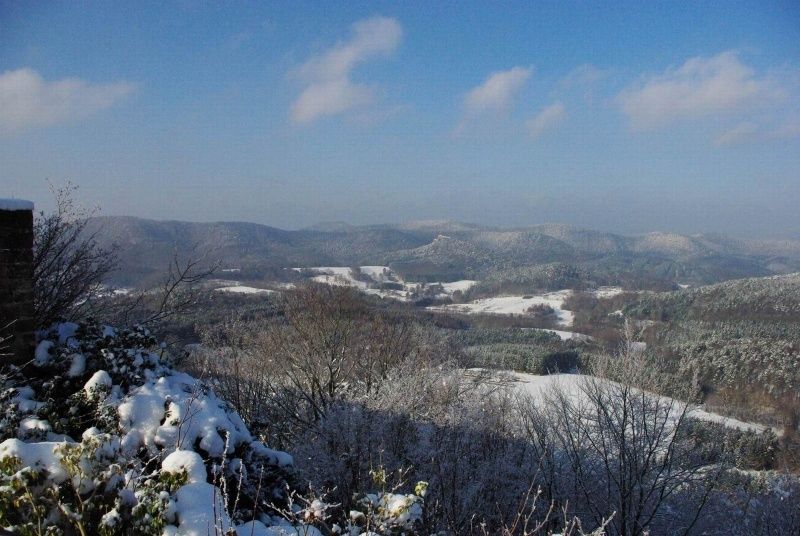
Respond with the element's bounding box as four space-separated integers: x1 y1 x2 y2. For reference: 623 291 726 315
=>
463 66 532 115
290 16 402 124
715 117 800 147
714 122 758 146
559 64 608 89
617 51 781 130
526 102 566 139
0 68 135 134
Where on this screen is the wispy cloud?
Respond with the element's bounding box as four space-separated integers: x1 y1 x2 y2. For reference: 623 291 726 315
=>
558 64 610 103
617 51 781 130
454 66 532 135
290 16 402 124
559 64 608 90
0 68 135 134
714 122 758 146
463 66 532 115
225 31 253 51
715 117 800 147
526 102 566 139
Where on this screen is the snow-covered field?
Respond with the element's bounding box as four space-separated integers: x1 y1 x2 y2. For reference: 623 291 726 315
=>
296 266 476 302
535 328 593 342
210 266 476 302
214 285 275 295
495 371 772 434
208 279 282 295
210 278 276 295
427 286 624 330
439 280 478 293
591 286 626 299
428 290 575 325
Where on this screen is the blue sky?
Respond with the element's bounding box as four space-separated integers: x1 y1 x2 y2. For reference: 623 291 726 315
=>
1 1 799 237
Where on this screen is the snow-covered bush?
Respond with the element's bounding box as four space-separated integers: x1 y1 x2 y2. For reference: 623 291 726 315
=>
0 321 308 535
286 362 542 534
0 320 434 536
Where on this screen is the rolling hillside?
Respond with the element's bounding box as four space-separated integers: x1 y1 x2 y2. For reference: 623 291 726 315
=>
86 216 800 289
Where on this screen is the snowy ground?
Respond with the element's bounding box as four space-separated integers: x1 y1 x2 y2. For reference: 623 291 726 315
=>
488 370 773 434
428 291 575 325
209 278 277 295
211 265 476 302
534 328 593 342
214 286 275 295
427 287 624 328
207 275 293 296
296 266 477 302
591 286 626 299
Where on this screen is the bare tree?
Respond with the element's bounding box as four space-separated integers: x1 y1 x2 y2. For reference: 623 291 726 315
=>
189 283 415 444
107 246 217 328
262 284 413 423
516 331 724 536
190 317 275 433
32 183 117 327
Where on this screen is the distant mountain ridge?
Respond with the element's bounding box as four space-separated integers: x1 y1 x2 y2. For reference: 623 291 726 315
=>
86 216 800 288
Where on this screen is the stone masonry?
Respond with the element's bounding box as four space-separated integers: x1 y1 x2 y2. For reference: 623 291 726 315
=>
0 199 36 366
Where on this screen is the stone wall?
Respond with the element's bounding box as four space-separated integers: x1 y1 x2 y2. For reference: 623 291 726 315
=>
0 200 36 366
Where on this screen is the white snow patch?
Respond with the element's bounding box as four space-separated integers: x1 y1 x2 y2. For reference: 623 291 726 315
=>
215 285 275 295
537 329 593 342
499 371 773 434
57 322 79 345
0 438 72 483
34 340 54 365
429 290 575 326
173 481 231 536
18 417 51 437
309 267 371 290
162 450 207 483
359 265 394 281
590 286 625 298
249 440 294 467
84 370 113 398
207 278 243 287
439 280 477 293
12 386 45 413
297 266 476 302
118 372 253 457
67 353 86 377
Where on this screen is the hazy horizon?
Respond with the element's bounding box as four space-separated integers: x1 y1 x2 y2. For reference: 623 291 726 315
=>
77 211 798 242
2 2 799 239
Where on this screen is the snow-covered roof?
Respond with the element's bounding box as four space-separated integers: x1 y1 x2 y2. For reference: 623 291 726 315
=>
0 198 34 211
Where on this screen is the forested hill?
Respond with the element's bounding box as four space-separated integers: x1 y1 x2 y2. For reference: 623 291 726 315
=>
86 216 800 289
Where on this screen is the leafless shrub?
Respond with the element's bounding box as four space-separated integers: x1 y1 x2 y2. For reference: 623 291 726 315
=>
286 366 547 535
188 283 422 444
472 483 613 535
188 292 794 535
515 331 724 536
106 247 217 330
190 317 275 435
32 183 117 327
